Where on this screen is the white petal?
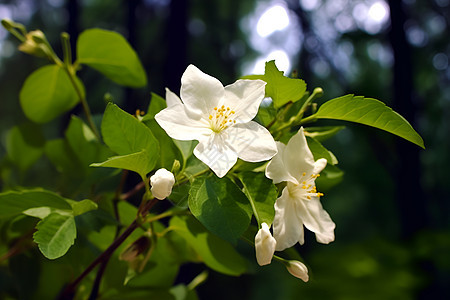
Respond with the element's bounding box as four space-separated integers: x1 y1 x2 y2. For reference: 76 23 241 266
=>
226 121 277 163
180 65 224 116
273 188 305 251
193 134 238 178
296 196 335 244
155 105 211 141
255 222 277 266
313 158 327 174
223 79 266 123
165 88 182 107
284 127 315 182
265 142 298 184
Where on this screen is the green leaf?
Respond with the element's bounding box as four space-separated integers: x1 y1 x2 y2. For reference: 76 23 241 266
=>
316 164 344 191
45 139 85 177
255 101 277 127
244 60 306 108
100 103 159 173
77 28 147 88
313 95 425 148
0 190 72 219
91 149 151 180
6 123 45 171
67 199 98 216
304 126 346 142
306 136 338 165
188 176 252 244
19 65 83 123
33 213 76 259
142 92 167 121
239 172 277 226
170 215 247 276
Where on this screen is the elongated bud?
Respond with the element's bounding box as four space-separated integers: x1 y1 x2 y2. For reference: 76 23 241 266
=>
285 260 309 282
18 30 49 57
150 168 175 200
255 222 276 266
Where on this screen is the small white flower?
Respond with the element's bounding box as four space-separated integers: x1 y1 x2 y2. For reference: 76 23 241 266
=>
155 65 277 178
150 168 175 200
286 260 309 282
266 127 335 251
255 222 277 266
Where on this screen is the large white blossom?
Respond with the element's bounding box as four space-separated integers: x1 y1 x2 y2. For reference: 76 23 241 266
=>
155 65 277 178
265 127 335 251
254 222 277 266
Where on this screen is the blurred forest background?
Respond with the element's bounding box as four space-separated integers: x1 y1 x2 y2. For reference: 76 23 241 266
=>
0 0 449 299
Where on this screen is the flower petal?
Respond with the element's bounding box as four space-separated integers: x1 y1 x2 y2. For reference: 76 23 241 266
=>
283 127 316 182
155 105 211 141
226 121 277 163
313 158 327 174
165 88 182 107
273 188 305 251
193 134 238 178
180 65 224 116
265 142 298 184
296 196 335 244
224 79 266 123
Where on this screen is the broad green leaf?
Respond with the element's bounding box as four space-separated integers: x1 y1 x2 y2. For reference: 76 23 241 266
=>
77 28 147 88
19 65 83 123
91 150 151 180
173 140 197 169
313 95 425 148
170 215 247 276
33 213 76 259
304 126 346 142
67 199 98 216
45 139 85 178
239 172 277 226
101 103 159 173
244 60 306 108
306 136 338 165
142 92 167 121
188 176 252 244
0 190 72 219
255 101 277 127
6 123 45 171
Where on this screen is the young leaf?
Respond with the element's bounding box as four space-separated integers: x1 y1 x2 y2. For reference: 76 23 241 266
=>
100 103 159 174
67 199 98 216
0 190 72 219
170 215 247 276
188 176 252 244
239 172 277 226
33 213 76 259
304 126 346 142
91 150 151 180
19 65 84 123
6 123 45 171
313 95 425 148
77 28 147 88
244 60 306 108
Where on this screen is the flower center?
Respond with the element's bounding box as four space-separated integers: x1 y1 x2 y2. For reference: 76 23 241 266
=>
288 172 324 200
208 105 236 133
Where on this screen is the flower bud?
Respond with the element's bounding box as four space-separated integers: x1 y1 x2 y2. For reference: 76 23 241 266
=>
18 30 48 57
286 260 309 282
150 168 175 200
255 222 276 266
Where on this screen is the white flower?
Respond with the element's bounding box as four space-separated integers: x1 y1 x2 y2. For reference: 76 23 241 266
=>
255 222 277 266
155 65 277 178
150 168 175 200
265 127 335 251
286 260 309 282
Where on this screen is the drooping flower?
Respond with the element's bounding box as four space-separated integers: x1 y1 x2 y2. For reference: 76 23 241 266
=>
254 222 277 266
285 260 309 282
150 168 175 200
155 65 277 178
265 127 335 251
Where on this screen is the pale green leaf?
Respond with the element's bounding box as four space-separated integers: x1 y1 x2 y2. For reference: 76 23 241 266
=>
33 213 76 259
91 149 151 180
314 95 425 148
19 65 83 123
239 172 277 226
188 176 252 244
68 199 98 216
170 215 247 276
77 28 147 88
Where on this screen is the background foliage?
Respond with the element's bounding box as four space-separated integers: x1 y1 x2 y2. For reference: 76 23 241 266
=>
0 0 449 299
